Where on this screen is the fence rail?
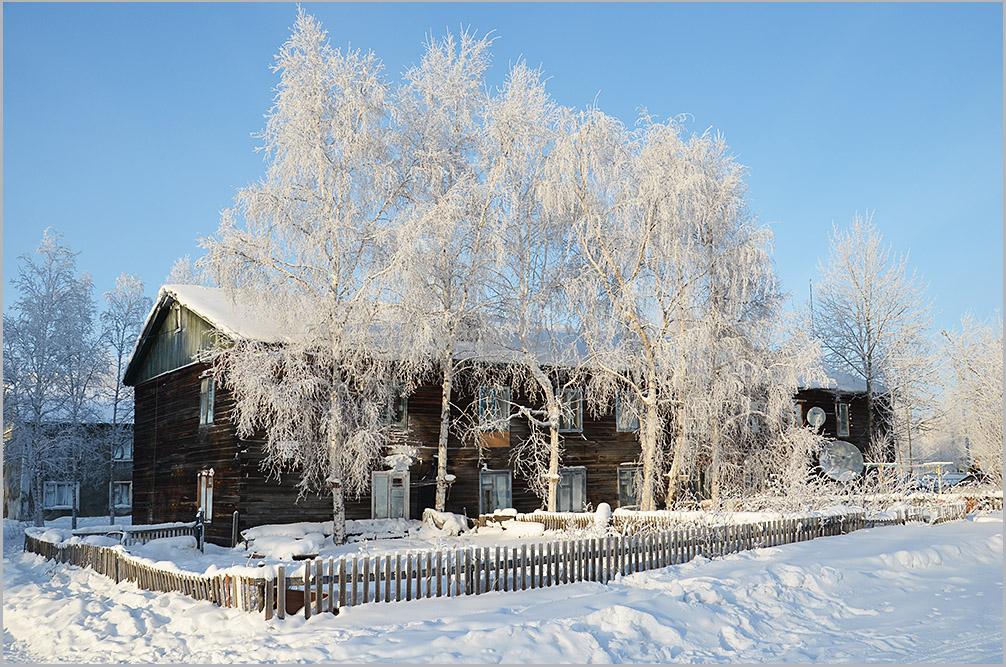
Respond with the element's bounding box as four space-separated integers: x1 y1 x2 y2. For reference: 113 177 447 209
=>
70 522 198 547
24 500 968 620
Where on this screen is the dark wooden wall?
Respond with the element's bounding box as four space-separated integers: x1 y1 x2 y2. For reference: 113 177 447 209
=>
132 361 889 544
132 363 241 544
794 387 891 456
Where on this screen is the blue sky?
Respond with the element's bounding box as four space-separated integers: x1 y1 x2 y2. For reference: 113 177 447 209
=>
4 2 1002 337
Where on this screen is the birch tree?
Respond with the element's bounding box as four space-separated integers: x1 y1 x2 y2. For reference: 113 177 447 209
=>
100 273 152 523
390 29 502 511
3 229 103 525
482 61 582 511
202 10 409 544
941 311 1003 485
813 213 935 454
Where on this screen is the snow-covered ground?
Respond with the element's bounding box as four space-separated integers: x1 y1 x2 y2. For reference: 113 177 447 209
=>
3 511 1001 663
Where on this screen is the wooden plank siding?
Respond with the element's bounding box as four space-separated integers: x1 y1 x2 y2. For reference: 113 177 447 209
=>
128 292 889 544
794 387 891 456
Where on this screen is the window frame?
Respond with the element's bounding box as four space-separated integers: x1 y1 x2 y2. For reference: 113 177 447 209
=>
556 466 587 512
112 438 133 462
43 481 78 511
478 385 511 433
617 465 642 508
558 388 583 433
793 401 805 428
615 392 641 433
836 402 850 438
111 481 133 509
197 469 214 522
381 385 408 431
372 470 410 519
479 469 513 514
199 377 215 426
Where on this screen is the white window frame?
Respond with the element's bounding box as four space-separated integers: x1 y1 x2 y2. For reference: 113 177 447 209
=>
111 481 132 509
478 386 511 432
556 466 587 512
372 470 410 519
615 392 640 433
617 465 642 508
558 388 583 433
479 469 513 514
199 377 215 425
43 481 78 511
836 402 850 438
197 469 214 522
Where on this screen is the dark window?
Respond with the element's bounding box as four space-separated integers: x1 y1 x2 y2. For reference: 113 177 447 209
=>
836 402 850 437
556 467 587 512
617 466 642 508
559 388 583 433
199 377 215 425
616 393 640 432
478 386 511 432
479 469 513 513
381 386 408 430
112 438 133 461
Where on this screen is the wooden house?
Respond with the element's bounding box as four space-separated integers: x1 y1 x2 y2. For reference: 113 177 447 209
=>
124 285 886 544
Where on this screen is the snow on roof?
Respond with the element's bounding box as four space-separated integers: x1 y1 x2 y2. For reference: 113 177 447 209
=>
161 284 298 343
801 366 883 394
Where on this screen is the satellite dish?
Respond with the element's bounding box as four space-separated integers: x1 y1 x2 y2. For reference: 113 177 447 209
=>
806 406 826 428
819 440 864 482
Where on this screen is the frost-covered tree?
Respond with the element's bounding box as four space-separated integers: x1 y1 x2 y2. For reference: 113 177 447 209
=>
101 273 152 523
389 29 503 511
549 109 825 509
3 229 105 526
941 311 1003 485
202 10 410 544
482 62 583 511
813 213 935 454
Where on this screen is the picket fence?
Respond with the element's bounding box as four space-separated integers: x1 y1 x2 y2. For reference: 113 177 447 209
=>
23 501 967 620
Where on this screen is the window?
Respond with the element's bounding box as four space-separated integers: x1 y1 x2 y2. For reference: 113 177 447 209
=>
556 467 587 512
479 469 513 514
617 465 642 508
836 402 850 438
170 303 182 333
43 481 77 510
478 386 511 432
381 386 408 430
111 481 132 509
112 438 133 461
372 471 410 519
197 469 214 522
615 393 640 432
793 402 805 428
558 388 583 433
199 377 215 425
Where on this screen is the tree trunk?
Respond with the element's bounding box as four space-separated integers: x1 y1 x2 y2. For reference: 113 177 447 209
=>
639 400 661 511
329 388 347 545
546 403 560 512
665 426 688 507
709 418 721 507
435 358 453 511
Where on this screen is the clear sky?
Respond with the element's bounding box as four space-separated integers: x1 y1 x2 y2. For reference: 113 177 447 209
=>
3 2 1002 338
